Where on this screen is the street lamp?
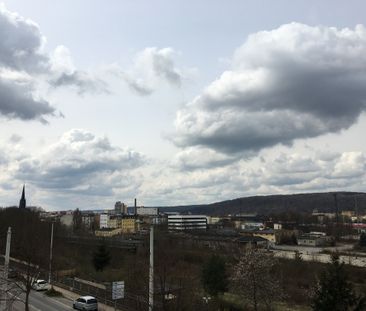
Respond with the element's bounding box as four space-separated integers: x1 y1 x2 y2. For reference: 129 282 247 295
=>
48 222 54 286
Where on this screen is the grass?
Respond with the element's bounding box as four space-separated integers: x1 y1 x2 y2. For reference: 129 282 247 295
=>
220 293 312 311
45 287 63 297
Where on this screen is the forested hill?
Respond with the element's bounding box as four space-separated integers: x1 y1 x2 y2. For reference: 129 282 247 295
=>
157 192 366 216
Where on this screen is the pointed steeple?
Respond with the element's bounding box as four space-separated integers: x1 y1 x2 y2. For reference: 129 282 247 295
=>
19 184 26 209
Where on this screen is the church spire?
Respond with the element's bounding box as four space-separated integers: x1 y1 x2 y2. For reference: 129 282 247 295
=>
19 184 26 209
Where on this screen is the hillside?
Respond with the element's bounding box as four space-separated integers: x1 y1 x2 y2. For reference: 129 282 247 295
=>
158 192 366 216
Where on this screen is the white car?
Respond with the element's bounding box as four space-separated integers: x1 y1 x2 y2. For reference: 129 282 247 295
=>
32 279 50 291
73 296 98 311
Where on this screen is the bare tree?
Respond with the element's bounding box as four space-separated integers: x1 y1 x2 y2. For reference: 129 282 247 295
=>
231 247 284 311
0 208 49 311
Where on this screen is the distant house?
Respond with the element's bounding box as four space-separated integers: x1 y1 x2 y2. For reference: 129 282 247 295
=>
95 228 122 237
236 236 269 248
253 230 276 244
297 232 331 247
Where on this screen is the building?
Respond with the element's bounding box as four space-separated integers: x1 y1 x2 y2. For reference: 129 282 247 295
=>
207 216 222 225
100 214 109 229
95 228 122 237
239 222 265 230
252 229 276 244
19 185 26 209
60 213 73 227
136 207 158 216
107 216 121 229
121 216 136 233
81 213 95 230
237 236 269 248
297 232 331 247
168 215 207 231
114 201 127 214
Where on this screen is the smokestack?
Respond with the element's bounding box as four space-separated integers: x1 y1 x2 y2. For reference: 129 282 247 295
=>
134 198 137 208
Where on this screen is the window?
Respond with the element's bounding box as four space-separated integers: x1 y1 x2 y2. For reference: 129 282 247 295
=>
87 299 97 304
77 298 86 303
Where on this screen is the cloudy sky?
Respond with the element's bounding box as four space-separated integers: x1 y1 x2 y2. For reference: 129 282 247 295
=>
1 0 366 210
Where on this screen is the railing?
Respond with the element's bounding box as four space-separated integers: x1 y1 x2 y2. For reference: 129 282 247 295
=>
53 275 149 311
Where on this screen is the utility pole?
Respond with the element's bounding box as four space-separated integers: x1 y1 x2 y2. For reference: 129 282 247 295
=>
148 225 154 311
1 227 11 311
48 222 54 285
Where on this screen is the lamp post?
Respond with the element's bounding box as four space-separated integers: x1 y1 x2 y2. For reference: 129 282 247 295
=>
148 225 154 311
1 227 11 311
48 222 54 286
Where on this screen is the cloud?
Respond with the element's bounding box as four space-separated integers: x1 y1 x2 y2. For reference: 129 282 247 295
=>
49 45 109 94
174 23 366 154
0 3 48 72
332 151 365 178
0 5 108 122
141 149 366 206
14 129 144 194
111 47 184 96
173 147 241 170
0 69 55 122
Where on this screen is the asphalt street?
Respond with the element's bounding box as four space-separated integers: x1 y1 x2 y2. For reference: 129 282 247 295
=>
10 290 74 311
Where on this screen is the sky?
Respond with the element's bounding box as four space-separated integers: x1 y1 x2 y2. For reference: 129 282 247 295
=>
1 1 366 210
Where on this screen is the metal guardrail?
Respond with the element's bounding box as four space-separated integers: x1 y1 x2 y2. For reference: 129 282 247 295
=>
54 276 149 311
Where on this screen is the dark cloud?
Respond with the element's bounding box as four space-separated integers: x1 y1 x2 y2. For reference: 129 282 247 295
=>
0 5 109 122
0 4 48 72
174 23 366 154
0 75 55 123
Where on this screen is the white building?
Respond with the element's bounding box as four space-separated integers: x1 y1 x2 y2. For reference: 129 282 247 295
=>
136 207 158 216
60 214 73 227
168 215 207 231
100 214 109 229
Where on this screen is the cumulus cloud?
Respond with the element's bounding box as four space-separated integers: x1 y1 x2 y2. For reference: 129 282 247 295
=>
174 23 366 154
332 151 365 178
0 4 56 121
14 129 144 194
141 149 366 206
111 47 184 96
0 5 107 122
0 3 48 72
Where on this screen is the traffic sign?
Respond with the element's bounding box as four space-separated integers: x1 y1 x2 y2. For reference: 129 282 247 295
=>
112 281 125 300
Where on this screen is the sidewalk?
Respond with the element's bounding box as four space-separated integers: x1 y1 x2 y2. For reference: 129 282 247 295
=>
52 285 118 311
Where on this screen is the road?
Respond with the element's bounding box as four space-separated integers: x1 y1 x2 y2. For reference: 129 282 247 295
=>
10 290 74 311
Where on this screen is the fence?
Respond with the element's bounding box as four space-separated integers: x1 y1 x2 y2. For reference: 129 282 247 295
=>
54 275 149 311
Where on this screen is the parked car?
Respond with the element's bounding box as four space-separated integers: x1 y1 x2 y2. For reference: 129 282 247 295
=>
31 279 50 291
73 296 98 311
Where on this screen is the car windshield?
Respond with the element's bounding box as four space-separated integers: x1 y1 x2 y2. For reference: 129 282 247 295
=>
87 299 97 304
38 281 47 285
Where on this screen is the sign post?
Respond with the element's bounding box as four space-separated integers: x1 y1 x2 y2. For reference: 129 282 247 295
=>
112 281 125 310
